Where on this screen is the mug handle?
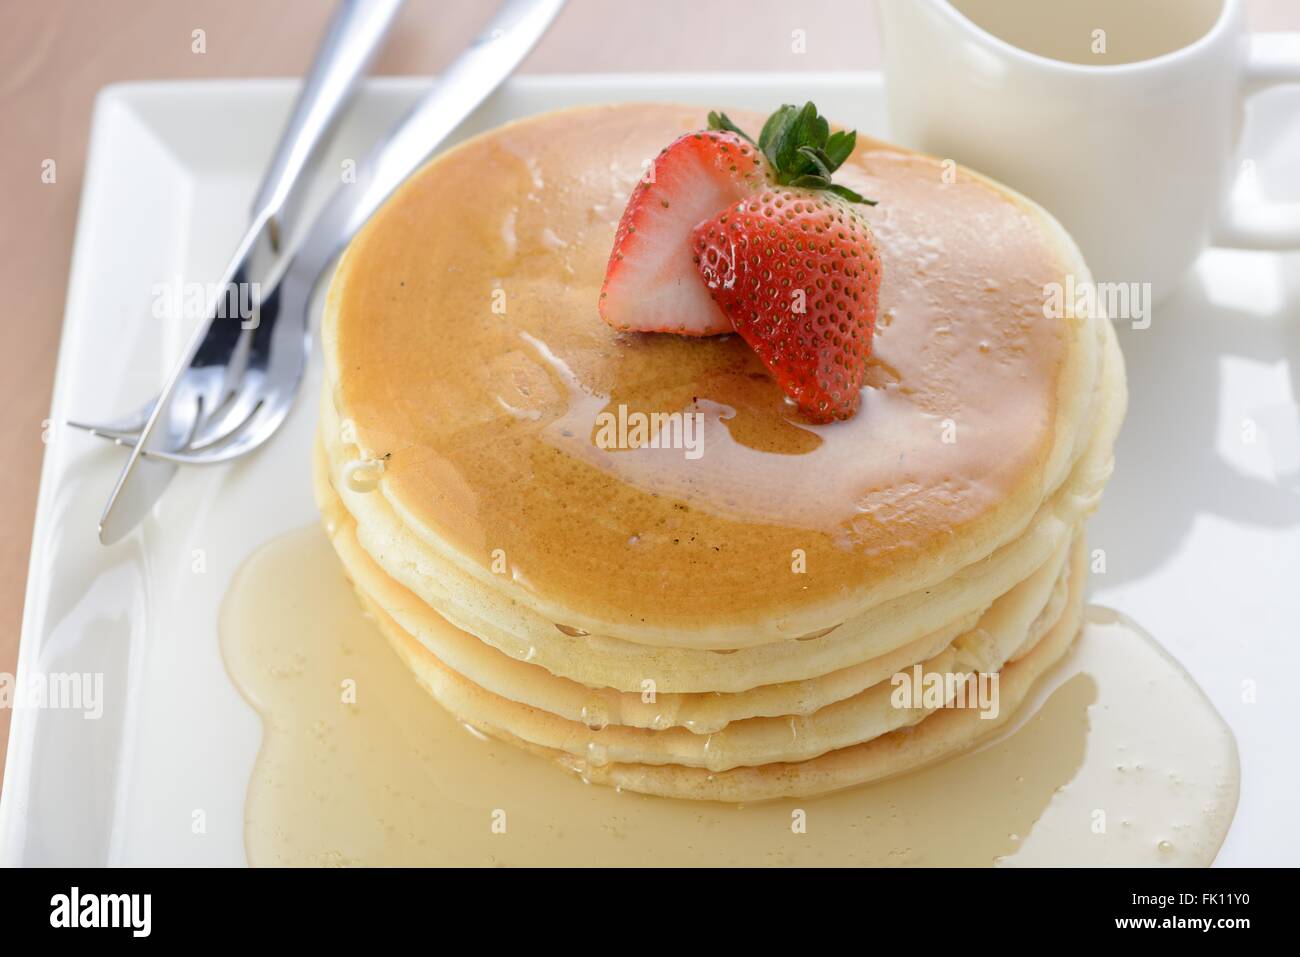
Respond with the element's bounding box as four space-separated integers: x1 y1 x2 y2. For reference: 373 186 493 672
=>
1214 33 1300 249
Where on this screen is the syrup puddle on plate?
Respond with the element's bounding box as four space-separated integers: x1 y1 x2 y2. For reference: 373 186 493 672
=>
221 525 1239 867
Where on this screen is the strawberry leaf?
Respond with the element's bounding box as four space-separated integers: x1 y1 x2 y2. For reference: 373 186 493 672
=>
758 104 795 153
788 174 832 190
824 130 856 171
707 111 755 146
827 183 876 205
808 111 830 151
778 102 818 172
796 146 834 179
764 106 802 174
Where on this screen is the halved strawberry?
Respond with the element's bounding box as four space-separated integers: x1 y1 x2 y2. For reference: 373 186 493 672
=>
692 187 882 423
599 129 769 336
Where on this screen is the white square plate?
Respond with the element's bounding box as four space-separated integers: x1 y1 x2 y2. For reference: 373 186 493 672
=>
3 73 1297 866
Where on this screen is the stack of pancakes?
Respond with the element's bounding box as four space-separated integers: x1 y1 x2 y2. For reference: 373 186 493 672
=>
314 104 1126 801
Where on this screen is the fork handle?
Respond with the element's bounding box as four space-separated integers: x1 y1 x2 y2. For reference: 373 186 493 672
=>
249 0 404 249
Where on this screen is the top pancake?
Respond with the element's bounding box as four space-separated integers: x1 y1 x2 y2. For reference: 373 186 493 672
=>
322 103 1101 645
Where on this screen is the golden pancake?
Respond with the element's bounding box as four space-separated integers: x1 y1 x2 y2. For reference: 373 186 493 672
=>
321 103 1107 650
313 103 1127 801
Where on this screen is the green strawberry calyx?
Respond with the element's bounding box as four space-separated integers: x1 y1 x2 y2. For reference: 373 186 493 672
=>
707 101 877 206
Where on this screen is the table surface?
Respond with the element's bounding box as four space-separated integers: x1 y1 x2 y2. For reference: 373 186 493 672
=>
0 0 1296 794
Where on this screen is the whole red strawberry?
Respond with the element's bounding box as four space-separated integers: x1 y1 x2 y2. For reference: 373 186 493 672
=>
693 187 881 422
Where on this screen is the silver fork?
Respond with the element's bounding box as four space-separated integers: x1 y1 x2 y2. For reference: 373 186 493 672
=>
69 0 405 459
92 0 567 544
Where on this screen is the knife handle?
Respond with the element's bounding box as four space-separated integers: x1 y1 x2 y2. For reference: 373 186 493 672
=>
249 0 405 251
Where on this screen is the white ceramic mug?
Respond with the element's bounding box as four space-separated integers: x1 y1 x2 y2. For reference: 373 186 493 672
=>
878 0 1300 299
